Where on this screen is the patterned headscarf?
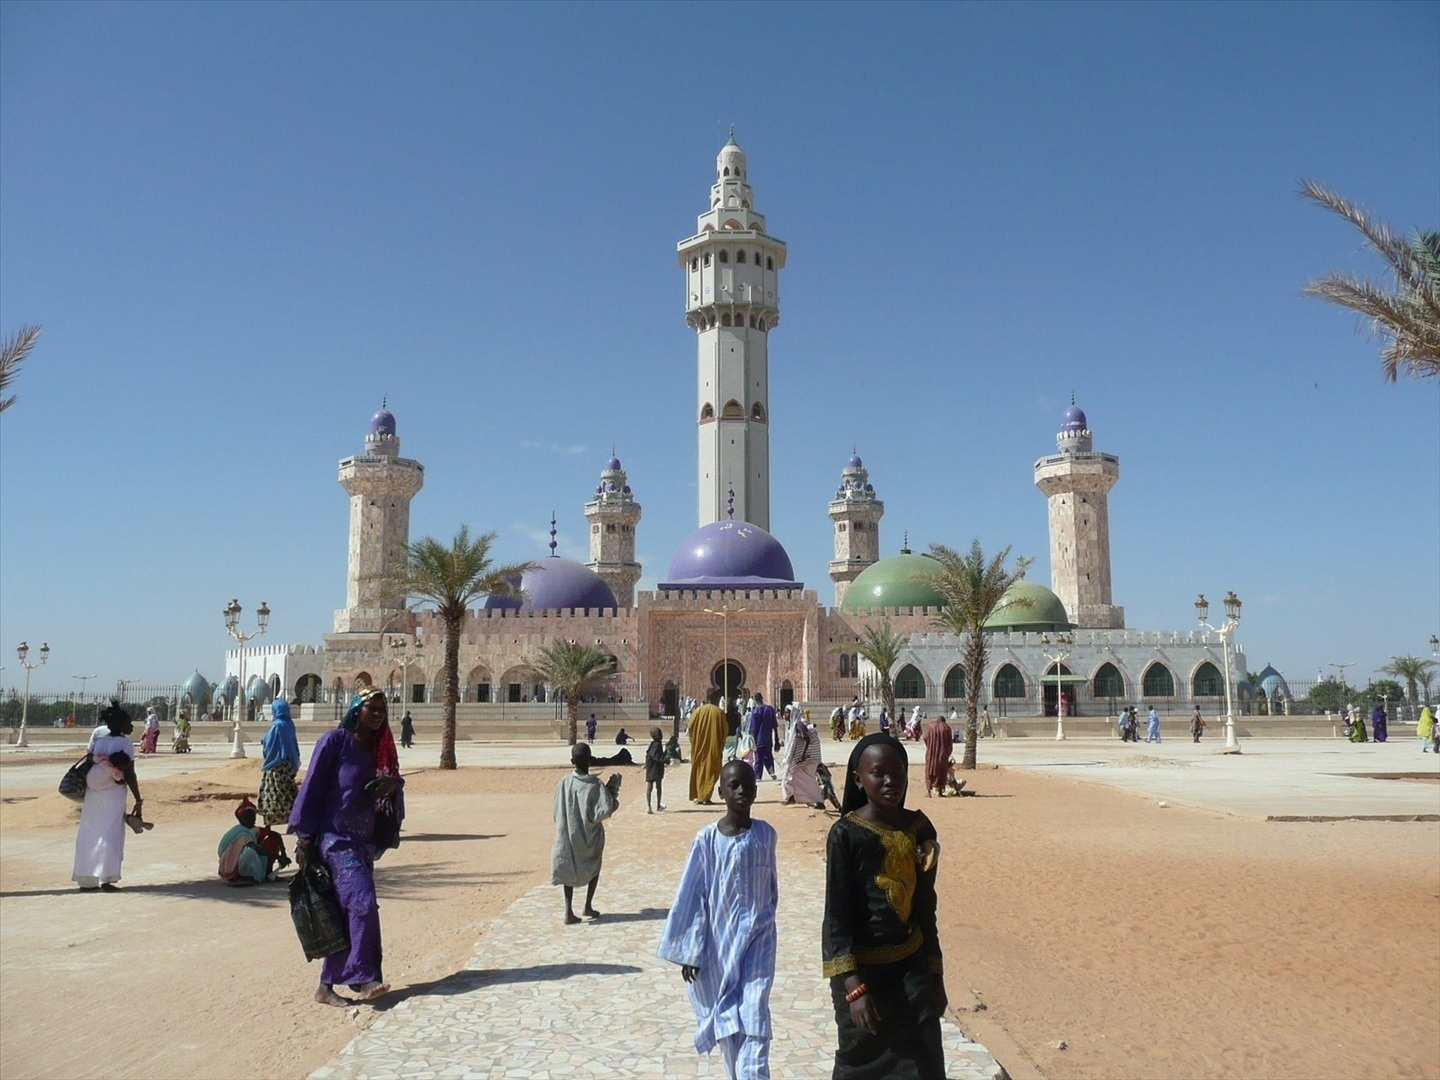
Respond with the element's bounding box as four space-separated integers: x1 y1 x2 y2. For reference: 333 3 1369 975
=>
840 731 908 815
235 795 256 821
341 685 400 778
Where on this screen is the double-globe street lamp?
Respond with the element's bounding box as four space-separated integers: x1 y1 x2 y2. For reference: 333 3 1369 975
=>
1195 591 1242 753
13 641 50 748
223 599 270 759
388 636 425 706
73 673 97 728
702 605 746 735
1040 633 1075 741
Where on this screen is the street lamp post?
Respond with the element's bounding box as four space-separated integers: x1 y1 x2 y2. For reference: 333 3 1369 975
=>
388 636 425 705
223 599 270 759
73 673 97 729
13 641 50 748
1195 591 1243 753
702 605 746 726
1040 634 1074 741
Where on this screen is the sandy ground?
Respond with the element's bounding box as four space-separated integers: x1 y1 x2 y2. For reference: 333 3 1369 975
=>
2 745 1437 1080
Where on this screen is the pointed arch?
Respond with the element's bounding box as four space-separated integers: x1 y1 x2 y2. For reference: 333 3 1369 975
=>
699 402 715 422
1092 661 1125 701
1142 662 1175 698
943 664 966 699
894 664 926 699
993 663 1025 699
750 402 766 422
721 399 744 419
1191 661 1223 697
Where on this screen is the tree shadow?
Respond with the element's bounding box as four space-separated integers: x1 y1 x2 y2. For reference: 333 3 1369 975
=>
398 833 502 843
378 961 645 1008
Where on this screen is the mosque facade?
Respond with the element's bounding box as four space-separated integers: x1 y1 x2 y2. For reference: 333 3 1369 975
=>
236 136 1249 723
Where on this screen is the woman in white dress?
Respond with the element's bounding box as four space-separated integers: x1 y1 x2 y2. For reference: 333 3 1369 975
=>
780 710 825 809
73 702 144 892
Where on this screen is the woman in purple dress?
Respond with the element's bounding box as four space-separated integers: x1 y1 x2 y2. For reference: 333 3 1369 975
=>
290 685 404 1006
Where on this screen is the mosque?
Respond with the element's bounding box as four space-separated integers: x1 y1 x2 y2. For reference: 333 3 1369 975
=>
225 135 1248 725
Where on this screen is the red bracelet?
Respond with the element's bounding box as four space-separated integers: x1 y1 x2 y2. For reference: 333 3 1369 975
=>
844 982 869 1003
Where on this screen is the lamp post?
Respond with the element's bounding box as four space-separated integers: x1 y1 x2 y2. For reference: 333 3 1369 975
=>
1195 591 1242 753
1040 634 1074 741
73 673 97 729
223 599 270 759
13 641 50 748
388 636 425 705
702 605 746 722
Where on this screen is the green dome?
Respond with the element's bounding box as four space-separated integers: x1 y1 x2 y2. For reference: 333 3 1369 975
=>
840 552 946 612
983 580 1073 632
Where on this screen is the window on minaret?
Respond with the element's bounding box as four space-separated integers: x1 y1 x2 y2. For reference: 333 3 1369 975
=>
751 402 766 421
718 251 729 263
736 250 746 263
766 256 774 270
700 403 715 421
704 254 711 267
691 258 698 271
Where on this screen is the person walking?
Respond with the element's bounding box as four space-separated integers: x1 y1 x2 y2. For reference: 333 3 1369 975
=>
922 712 953 798
1146 707 1161 743
258 698 301 828
644 727 667 813
688 689 728 805
1371 704 1388 743
1418 705 1434 752
73 701 145 892
290 684 405 1006
399 709 415 749
551 742 621 924
748 693 780 781
1190 707 1206 743
586 713 598 742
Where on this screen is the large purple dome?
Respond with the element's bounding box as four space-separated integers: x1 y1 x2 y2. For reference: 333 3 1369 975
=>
1059 404 1087 433
483 557 618 611
370 406 397 437
661 520 802 589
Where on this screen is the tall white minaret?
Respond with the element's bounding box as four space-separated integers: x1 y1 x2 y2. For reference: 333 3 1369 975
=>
1033 399 1124 629
678 130 786 531
334 402 424 634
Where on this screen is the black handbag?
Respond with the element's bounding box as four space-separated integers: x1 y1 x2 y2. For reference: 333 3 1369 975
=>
288 862 349 961
372 797 401 851
58 755 92 802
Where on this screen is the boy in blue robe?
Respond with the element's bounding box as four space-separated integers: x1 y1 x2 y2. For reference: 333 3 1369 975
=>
657 760 778 1079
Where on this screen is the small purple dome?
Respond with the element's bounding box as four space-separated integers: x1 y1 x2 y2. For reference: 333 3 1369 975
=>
1060 404 1087 433
621 484 631 494
370 406 396 437
661 520 801 588
483 557 618 611
847 454 863 469
606 456 622 471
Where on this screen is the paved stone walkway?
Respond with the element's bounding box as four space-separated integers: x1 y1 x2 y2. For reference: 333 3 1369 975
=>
313 834 1003 1080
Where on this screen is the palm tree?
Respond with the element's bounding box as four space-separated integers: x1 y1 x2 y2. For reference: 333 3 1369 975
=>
926 541 1033 769
1299 180 1440 381
0 324 42 414
1381 656 1436 712
393 526 536 769
533 641 618 745
832 620 908 726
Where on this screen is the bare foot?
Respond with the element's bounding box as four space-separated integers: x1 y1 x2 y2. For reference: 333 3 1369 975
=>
564 912 581 925
315 986 349 1007
352 981 389 1001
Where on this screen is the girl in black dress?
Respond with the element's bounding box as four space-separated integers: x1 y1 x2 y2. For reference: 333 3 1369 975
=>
822 732 945 1079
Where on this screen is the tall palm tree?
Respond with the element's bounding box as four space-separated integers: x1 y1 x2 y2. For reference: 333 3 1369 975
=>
832 620 908 726
926 541 1033 769
1381 656 1436 712
0 324 41 414
532 641 618 745
1299 180 1440 381
393 526 536 769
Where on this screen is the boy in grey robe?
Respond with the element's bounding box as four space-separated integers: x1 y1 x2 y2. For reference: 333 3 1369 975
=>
551 742 621 924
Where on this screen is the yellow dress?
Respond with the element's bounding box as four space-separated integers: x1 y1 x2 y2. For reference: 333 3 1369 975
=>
687 704 727 802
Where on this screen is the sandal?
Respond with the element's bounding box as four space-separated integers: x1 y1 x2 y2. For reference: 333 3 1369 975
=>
123 813 153 834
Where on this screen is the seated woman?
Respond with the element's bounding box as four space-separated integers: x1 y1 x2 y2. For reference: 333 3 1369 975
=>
218 797 283 884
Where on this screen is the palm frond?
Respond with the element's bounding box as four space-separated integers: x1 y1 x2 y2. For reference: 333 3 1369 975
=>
0 324 42 414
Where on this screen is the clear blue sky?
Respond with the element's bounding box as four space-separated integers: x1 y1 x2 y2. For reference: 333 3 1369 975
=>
2 1 1436 697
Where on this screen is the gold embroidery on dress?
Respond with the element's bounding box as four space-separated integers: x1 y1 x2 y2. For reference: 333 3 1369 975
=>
849 814 918 922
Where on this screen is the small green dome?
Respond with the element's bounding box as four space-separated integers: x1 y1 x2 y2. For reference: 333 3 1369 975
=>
840 552 946 612
983 580 1073 632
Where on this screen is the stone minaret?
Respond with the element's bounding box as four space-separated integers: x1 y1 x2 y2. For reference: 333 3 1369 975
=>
334 402 425 634
584 454 642 606
679 130 786 531
1033 400 1124 629
828 452 884 605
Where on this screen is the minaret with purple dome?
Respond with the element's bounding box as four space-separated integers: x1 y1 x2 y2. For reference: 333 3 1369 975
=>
584 454 642 606
1033 399 1124 629
828 451 884 606
335 401 425 634
678 131 786 532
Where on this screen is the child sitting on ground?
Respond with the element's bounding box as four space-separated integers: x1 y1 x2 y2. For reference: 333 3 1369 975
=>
644 726 667 813
657 760 778 1078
